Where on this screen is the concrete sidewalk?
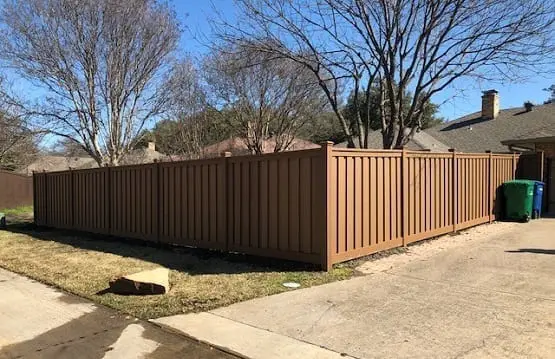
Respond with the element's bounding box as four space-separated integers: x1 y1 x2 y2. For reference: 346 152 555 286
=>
0 268 238 359
155 220 555 359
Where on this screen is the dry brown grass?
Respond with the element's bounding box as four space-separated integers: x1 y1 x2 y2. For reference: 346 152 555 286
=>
0 219 353 319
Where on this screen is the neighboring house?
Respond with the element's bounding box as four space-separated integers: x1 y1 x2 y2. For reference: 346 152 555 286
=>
501 126 555 154
425 90 555 153
501 126 555 212
202 137 320 157
19 142 167 173
19 155 98 174
335 90 554 155
425 90 555 212
119 142 167 165
334 128 450 152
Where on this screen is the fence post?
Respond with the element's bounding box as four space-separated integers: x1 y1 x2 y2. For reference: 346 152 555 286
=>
401 148 408 247
221 152 231 252
107 166 112 235
32 171 37 225
155 160 161 243
512 152 517 179
321 141 334 271
43 170 48 226
69 167 74 229
449 149 457 232
486 151 493 223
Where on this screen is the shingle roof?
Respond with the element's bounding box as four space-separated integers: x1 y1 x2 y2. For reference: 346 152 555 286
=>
334 128 450 151
18 155 98 174
424 103 555 153
505 125 555 142
202 137 320 156
18 147 169 173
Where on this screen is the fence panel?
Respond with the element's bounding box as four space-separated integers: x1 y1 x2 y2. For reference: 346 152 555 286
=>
226 149 326 264
110 164 158 242
73 168 110 234
405 152 454 244
158 158 228 250
455 154 491 230
0 171 33 209
328 149 403 263
45 171 73 229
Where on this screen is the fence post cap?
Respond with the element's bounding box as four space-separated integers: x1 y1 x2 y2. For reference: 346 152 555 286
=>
221 151 232 157
448 148 456 152
320 141 334 147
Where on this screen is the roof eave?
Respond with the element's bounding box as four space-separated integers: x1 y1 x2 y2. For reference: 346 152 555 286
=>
502 135 555 146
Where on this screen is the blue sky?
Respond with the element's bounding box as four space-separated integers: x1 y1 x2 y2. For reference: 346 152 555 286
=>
5 0 553 123
174 1 553 121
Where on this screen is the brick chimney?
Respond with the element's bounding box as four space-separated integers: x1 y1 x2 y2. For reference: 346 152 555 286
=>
481 90 499 119
147 142 156 151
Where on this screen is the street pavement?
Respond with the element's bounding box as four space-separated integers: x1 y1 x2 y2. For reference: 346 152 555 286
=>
156 220 555 359
0 268 239 359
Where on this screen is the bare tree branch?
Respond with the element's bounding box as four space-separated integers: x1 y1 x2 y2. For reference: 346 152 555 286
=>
204 46 327 154
0 0 180 165
212 0 555 148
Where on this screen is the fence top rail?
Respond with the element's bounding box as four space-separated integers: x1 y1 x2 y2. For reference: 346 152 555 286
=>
331 149 403 158
454 154 491 159
404 152 452 159
492 153 520 158
330 147 403 154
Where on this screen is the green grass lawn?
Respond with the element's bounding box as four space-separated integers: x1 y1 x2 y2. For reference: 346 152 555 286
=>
1 205 34 218
0 211 354 319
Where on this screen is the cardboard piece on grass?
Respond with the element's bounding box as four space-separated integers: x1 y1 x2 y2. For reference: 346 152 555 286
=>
109 268 170 295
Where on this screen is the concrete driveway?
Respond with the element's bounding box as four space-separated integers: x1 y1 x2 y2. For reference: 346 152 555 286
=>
0 268 238 359
156 220 555 359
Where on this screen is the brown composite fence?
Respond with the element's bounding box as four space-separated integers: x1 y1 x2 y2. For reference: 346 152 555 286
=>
0 171 33 209
34 144 519 270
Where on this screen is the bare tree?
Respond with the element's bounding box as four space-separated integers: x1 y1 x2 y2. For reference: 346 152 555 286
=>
163 58 212 158
0 0 180 165
0 113 38 171
204 47 326 154
214 0 555 148
544 84 555 104
0 77 39 170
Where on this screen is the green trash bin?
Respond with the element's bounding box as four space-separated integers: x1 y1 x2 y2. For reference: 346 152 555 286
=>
503 180 535 222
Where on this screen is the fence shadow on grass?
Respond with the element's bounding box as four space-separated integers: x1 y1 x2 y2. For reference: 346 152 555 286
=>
5 221 322 276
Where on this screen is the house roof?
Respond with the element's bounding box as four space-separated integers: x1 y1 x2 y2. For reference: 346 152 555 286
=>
334 128 450 152
202 137 320 156
18 155 98 174
119 147 166 165
18 147 168 173
501 125 555 146
424 103 555 153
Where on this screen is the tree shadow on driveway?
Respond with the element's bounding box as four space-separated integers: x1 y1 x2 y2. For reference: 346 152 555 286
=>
505 248 555 255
